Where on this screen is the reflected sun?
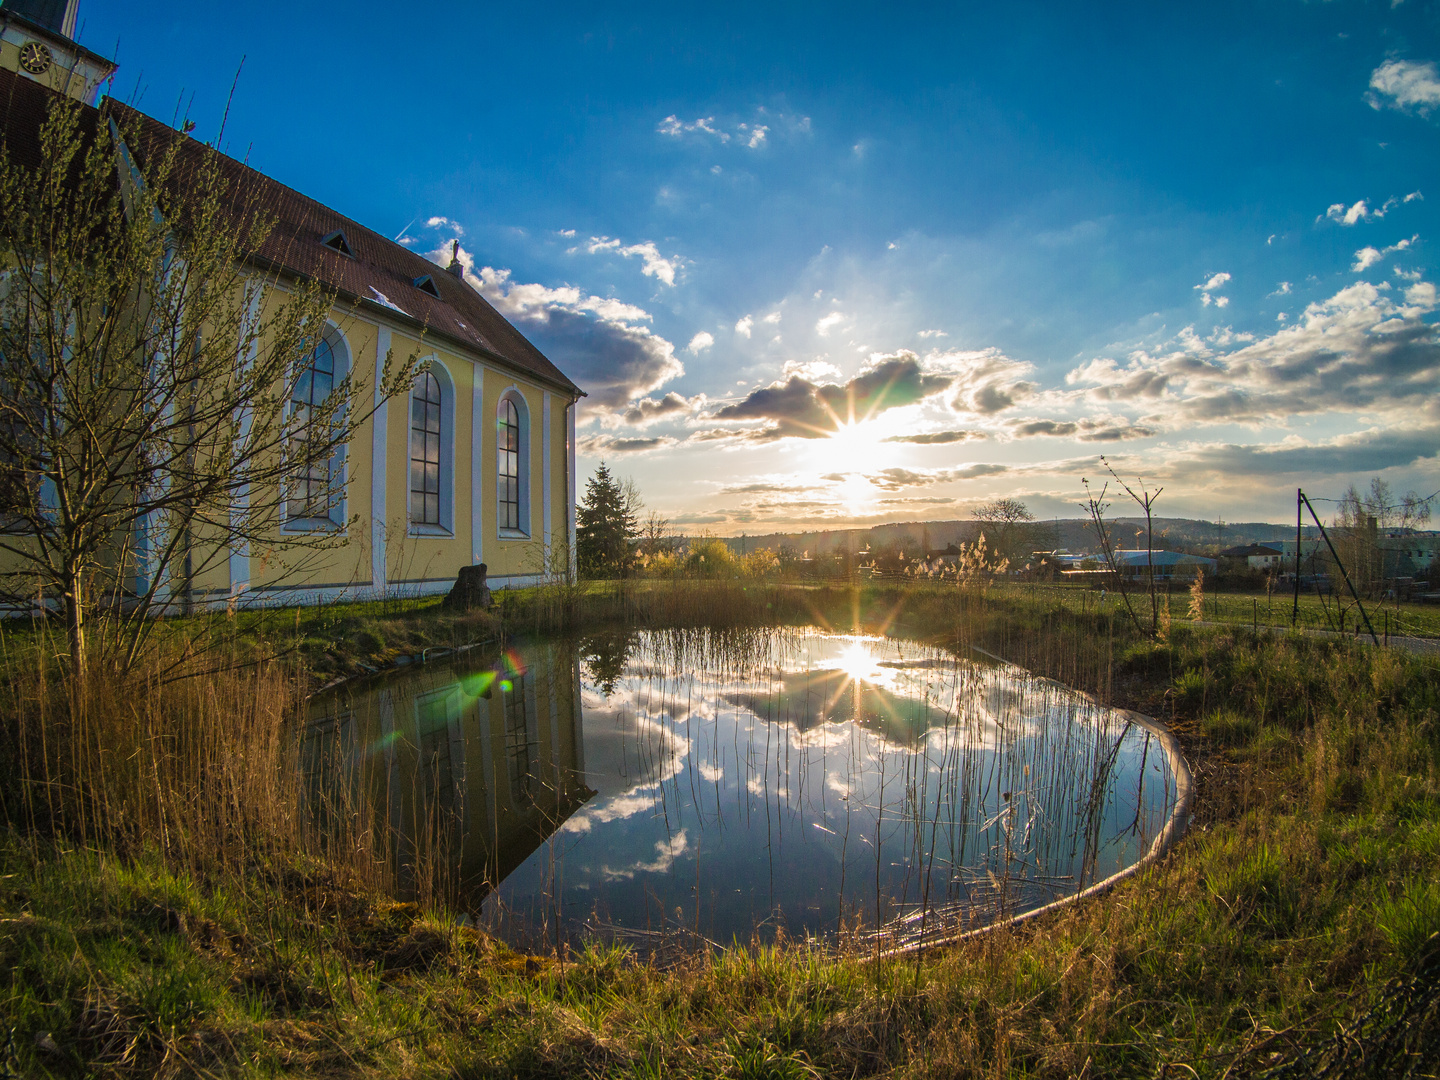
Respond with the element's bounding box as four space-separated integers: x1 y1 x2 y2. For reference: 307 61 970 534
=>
834 640 895 688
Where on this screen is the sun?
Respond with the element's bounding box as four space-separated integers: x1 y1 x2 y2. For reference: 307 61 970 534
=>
820 421 885 474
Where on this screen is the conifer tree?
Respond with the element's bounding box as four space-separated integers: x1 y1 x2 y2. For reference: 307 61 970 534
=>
576 462 639 579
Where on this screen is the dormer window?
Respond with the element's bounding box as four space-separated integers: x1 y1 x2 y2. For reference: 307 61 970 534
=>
413 274 441 297
320 230 354 257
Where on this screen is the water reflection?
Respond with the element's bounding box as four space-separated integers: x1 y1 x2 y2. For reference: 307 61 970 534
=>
304 628 1176 951
303 641 592 901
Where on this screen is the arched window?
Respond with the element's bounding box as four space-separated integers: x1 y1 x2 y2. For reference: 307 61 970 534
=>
497 389 529 537
410 370 442 527
498 398 519 531
408 359 455 534
285 326 348 528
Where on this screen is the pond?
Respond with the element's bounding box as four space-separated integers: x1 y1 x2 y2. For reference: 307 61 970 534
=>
304 627 1180 951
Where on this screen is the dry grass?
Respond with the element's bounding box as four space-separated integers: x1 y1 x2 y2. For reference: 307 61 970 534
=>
2 580 1439 1076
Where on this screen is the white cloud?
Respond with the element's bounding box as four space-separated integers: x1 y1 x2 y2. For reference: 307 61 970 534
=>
1353 234 1419 271
1195 272 1231 308
763 311 782 324
657 115 728 141
918 329 948 338
735 315 753 338
657 114 777 148
1325 194 1424 226
1354 247 1384 271
782 358 842 381
688 331 715 353
585 236 682 286
1270 282 1293 296
460 254 683 412
1066 278 1440 425
1327 200 1377 225
935 348 1037 416
815 311 847 336
424 215 463 234
1368 59 1440 115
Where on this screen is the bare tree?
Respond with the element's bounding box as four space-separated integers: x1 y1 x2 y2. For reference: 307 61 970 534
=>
972 497 1037 565
1335 477 1434 597
639 509 675 558
1079 478 1146 636
0 95 413 675
1101 457 1163 634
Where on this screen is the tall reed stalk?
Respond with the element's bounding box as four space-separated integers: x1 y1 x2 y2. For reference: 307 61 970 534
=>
1 618 388 889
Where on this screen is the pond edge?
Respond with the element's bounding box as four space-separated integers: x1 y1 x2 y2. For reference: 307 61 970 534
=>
879 644 1196 957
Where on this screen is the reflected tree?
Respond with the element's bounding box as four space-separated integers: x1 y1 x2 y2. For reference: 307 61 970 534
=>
580 628 639 697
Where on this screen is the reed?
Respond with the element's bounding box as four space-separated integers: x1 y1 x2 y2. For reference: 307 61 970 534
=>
0 618 393 895
4 579 1440 1076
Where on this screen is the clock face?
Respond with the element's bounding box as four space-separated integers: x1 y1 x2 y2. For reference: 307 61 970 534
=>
19 41 52 76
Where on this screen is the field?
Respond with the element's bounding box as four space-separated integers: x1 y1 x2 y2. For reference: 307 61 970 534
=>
3 578 1439 1077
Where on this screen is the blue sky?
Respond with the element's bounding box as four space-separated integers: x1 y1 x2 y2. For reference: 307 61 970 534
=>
83 1 1440 526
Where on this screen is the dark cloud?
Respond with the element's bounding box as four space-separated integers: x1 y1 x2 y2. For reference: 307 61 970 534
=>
942 349 1036 416
1006 418 1157 441
685 428 748 443
1172 426 1440 480
1010 419 1077 438
883 430 987 445
719 482 793 494
972 384 1020 414
577 434 676 454
713 354 953 438
469 265 682 412
864 463 1008 491
523 307 682 411
1079 423 1156 442
623 392 696 425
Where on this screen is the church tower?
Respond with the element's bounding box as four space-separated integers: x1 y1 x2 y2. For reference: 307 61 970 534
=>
0 0 114 104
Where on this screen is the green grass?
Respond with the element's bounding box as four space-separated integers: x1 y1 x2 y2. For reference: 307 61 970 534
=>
5 578 1440 1076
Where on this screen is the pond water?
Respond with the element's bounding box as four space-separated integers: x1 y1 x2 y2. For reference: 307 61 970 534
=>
305 627 1177 950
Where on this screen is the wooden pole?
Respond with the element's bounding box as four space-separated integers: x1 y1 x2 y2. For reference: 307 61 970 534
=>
1292 488 1302 628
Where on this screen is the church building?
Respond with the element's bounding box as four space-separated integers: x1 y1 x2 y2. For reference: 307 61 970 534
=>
0 0 584 607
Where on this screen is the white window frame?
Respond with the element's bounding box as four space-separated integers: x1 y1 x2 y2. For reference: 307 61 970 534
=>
281 321 350 533
407 355 456 537
497 386 530 540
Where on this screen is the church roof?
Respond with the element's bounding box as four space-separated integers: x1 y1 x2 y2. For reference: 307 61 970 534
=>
0 66 582 397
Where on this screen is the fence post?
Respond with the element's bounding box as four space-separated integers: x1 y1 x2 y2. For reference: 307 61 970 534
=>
1300 492 1380 646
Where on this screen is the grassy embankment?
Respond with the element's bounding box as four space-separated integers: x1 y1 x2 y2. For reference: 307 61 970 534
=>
4 577 1440 1077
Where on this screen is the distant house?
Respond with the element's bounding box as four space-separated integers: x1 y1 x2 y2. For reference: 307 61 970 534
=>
1379 534 1439 575
1220 544 1284 571
1109 550 1217 580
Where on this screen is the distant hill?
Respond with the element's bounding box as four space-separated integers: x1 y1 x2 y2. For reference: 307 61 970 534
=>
710 517 1315 557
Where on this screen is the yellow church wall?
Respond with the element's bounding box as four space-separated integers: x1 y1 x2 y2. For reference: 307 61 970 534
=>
0 284 577 616
243 304 382 599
